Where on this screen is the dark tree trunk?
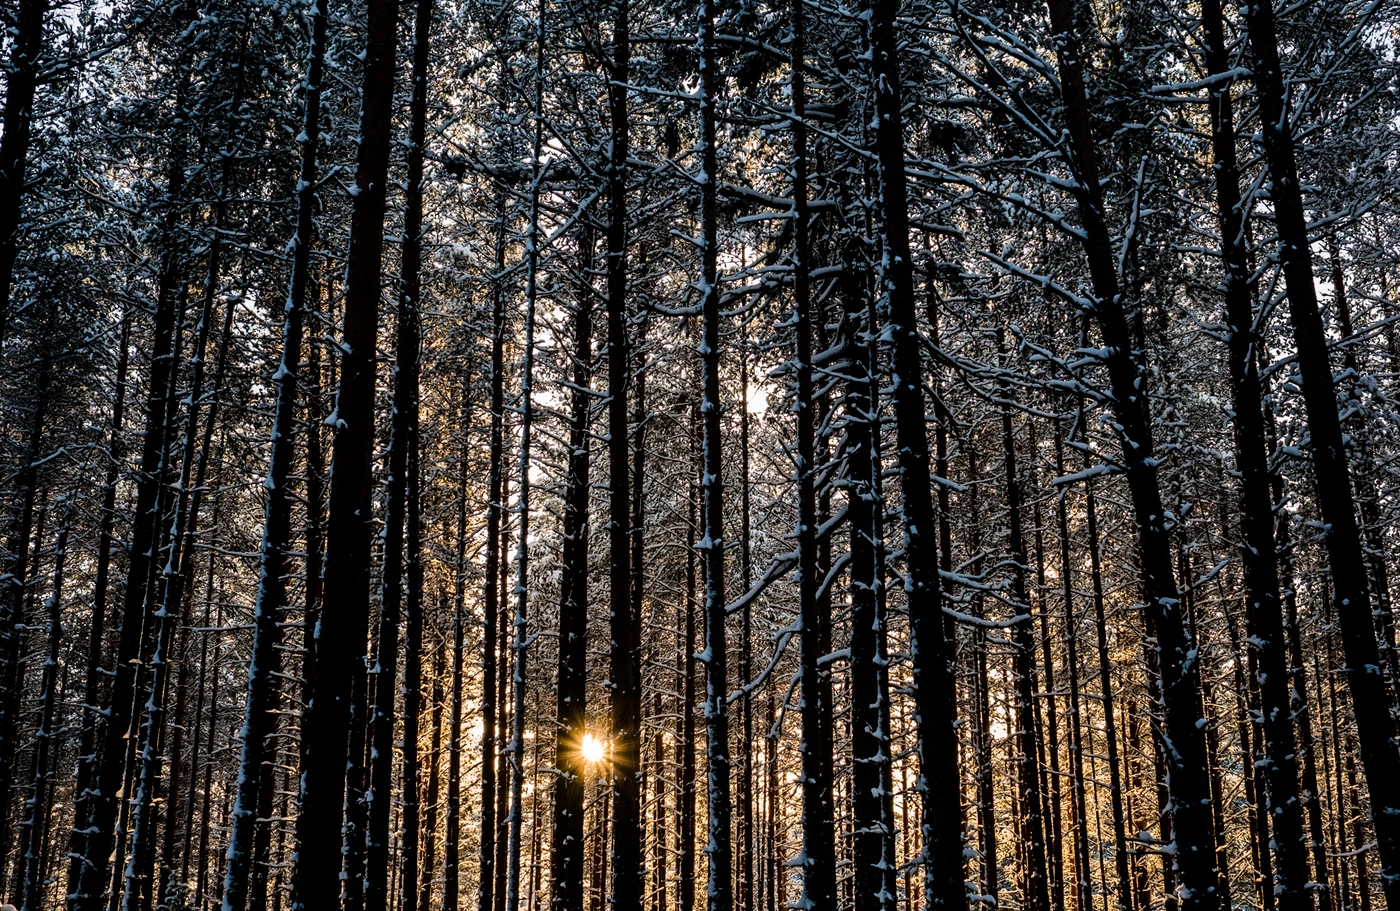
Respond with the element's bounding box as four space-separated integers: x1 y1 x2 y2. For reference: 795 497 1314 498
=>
477 152 509 911
70 58 193 911
696 4 731 910
788 8 834 908
293 0 398 901
846 252 896 911
0 0 44 346
17 525 65 911
397 8 432 908
552 224 593 911
1041 4 1220 907
223 0 326 892
445 411 469 911
505 25 545 909
678 417 697 911
420 615 446 911
1194 2 1311 904
1081 457 1132 911
998 328 1051 911
738 321 754 911
365 0 432 892
1052 421 1095 911
1239 0 1400 900
0 354 48 855
864 0 964 904
69 308 131 895
605 0 643 904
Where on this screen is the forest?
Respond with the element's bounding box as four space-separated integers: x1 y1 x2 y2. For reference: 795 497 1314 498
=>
0 0 1397 909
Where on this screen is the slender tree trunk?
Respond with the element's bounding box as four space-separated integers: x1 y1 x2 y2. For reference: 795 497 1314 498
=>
420 620 446 911
738 321 754 911
1052 422 1095 911
552 221 593 911
478 163 509 911
505 24 545 910
678 418 697 911
0 0 44 346
17 525 64 911
696 4 731 909
998 327 1051 911
605 0 643 903
0 354 48 858
69 309 132 895
846 251 896 911
122 143 235 909
864 0 964 904
1082 458 1131 911
365 0 432 896
445 411 469 911
397 9 431 910
1238 1 1400 900
70 58 193 911
1193 3 1312 905
293 0 398 901
1040 5 1219 906
788 8 834 908
223 0 327 891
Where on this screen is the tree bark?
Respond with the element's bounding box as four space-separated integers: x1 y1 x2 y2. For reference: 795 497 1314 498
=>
0 0 45 346
864 0 965 904
293 0 398 902
1238 0 1400 900
998 327 1051 911
845 250 896 911
697 4 731 910
17 525 65 911
605 0 643 904
552 222 593 911
1041 4 1220 906
69 56 193 911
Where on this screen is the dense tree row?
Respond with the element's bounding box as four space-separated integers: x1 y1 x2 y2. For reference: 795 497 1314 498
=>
1 3 1399 911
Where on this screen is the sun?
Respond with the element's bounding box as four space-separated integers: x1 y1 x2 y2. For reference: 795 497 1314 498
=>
580 733 606 764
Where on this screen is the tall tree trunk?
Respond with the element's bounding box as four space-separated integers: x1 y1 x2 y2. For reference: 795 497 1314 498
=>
221 0 328 884
506 23 545 910
864 0 964 904
478 157 509 911
0 353 48 856
445 404 470 911
605 0 643 904
397 6 432 911
678 415 697 911
294 277 327 911
420 617 446 911
68 308 132 895
788 7 834 908
292 0 398 901
1081 450 1131 911
366 0 432 894
122 132 236 907
845 251 896 911
1040 4 1220 906
738 322 754 911
17 525 65 911
1238 0 1400 900
1052 421 1096 911
69 57 193 911
552 222 593 911
696 4 731 910
1194 2 1312 904
0 0 44 346
998 327 1051 911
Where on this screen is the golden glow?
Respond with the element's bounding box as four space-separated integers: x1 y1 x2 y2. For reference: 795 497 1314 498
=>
580 733 606 764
